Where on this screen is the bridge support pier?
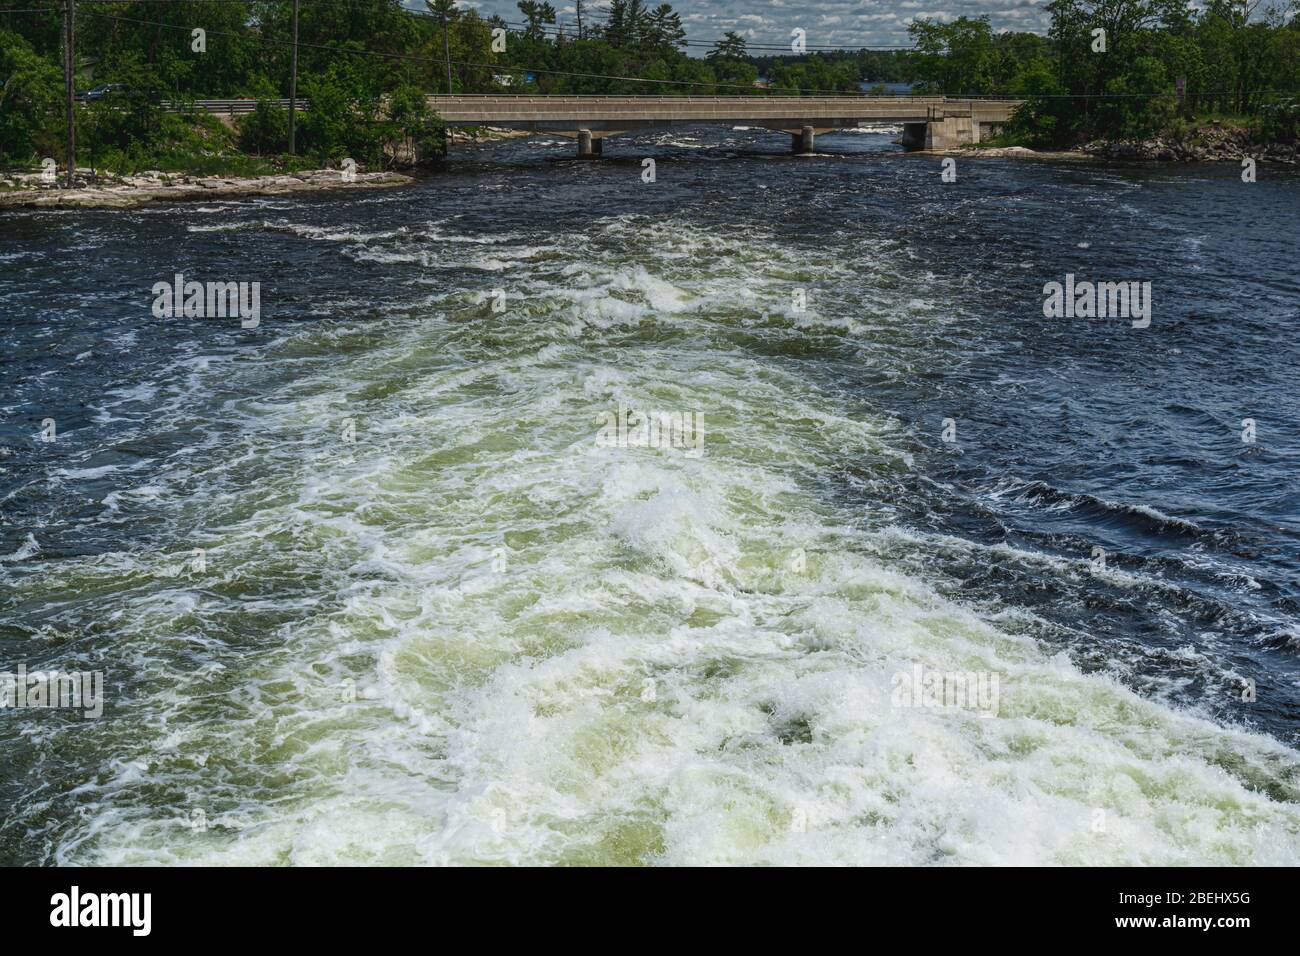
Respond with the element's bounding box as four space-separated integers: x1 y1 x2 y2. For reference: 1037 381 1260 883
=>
577 128 601 159
901 109 980 151
791 125 816 155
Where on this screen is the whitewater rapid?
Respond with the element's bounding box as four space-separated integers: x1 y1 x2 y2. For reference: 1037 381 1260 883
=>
2 204 1291 866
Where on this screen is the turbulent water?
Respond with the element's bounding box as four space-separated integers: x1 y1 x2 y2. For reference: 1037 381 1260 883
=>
3 127 1300 865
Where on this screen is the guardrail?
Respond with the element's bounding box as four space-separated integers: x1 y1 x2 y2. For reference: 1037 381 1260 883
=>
159 99 306 115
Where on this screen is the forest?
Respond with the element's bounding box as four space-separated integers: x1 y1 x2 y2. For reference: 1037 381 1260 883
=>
1 0 1297 169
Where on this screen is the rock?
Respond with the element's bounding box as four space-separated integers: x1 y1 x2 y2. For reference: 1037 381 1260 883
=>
0 167 416 208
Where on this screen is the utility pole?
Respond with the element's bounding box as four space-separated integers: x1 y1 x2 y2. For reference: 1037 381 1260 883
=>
288 0 299 154
442 13 452 94
576 0 583 40
61 0 75 187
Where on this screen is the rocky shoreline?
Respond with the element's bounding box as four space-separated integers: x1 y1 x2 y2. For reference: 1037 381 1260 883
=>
1079 125 1297 164
921 144 1094 161
446 126 535 144
921 124 1296 165
0 167 415 209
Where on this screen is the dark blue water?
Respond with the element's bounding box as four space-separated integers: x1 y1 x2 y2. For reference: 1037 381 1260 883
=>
2 126 1300 864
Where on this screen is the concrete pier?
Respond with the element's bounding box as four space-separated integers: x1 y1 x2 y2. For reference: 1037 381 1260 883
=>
792 125 816 154
901 107 992 150
575 131 605 158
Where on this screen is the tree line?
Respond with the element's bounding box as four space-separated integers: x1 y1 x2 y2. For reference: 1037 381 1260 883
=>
1 0 1297 169
903 1 1300 144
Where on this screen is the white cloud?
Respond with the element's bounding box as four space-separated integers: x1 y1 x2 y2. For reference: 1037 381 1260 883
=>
468 0 1051 47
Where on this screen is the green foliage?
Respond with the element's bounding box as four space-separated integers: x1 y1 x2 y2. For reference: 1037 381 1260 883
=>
1093 55 1176 138
238 101 289 155
80 57 167 160
1007 61 1075 146
768 55 860 94
4 0 1298 172
0 29 62 163
87 112 251 175
1259 96 1300 142
912 0 1300 147
517 1 557 40
707 31 748 62
387 81 441 163
297 59 387 164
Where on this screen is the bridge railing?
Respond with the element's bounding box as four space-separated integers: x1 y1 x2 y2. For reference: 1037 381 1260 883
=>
425 94 1022 118
426 93 1023 101
162 99 306 115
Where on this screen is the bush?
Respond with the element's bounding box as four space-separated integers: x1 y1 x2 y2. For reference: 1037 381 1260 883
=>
297 64 386 165
80 58 167 167
238 100 289 155
1006 60 1075 147
1091 57 1175 141
386 82 441 165
1259 97 1300 143
0 30 62 164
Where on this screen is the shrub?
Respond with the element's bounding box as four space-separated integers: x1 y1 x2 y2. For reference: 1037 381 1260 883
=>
0 30 62 163
238 100 290 155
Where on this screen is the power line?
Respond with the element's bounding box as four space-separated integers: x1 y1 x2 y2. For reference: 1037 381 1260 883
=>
487 14 915 50
74 9 879 94
21 0 922 52
56 7 1300 101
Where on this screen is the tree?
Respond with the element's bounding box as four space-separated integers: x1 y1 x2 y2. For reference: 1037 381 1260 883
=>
909 17 1000 94
604 0 649 47
0 29 62 163
645 5 687 51
708 31 749 62
427 0 459 94
517 1 556 40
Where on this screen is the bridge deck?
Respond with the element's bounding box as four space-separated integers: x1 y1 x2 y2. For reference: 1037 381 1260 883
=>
426 94 1022 132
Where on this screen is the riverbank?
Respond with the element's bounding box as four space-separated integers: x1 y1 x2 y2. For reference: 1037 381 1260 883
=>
0 167 416 209
446 126 535 144
1079 124 1298 164
918 144 1096 161
933 124 1297 165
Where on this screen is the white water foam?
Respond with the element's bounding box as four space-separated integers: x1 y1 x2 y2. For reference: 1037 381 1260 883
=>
12 214 1297 867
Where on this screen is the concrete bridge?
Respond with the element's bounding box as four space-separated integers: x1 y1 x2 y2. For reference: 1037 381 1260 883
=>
427 94 1023 155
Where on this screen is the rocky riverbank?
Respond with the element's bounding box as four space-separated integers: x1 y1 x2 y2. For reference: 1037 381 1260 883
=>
924 144 1096 161
0 167 415 209
1079 124 1298 164
446 126 534 144
920 123 1297 165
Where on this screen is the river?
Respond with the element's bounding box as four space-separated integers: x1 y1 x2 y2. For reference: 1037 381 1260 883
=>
2 125 1299 864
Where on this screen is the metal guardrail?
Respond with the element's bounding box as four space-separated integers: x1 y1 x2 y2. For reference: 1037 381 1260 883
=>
161 99 305 114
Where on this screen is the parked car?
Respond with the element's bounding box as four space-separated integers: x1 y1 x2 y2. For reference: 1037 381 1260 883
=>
84 84 129 101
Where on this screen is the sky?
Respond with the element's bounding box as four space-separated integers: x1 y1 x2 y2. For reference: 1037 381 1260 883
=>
447 0 1054 50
